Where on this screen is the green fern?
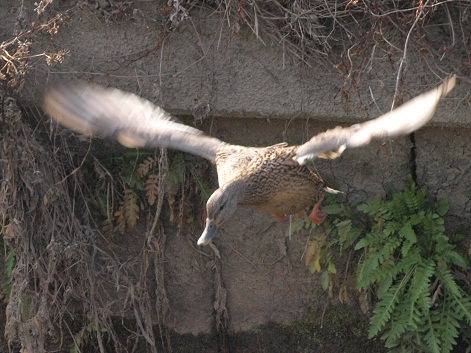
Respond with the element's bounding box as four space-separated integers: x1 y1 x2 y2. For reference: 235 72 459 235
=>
355 178 470 353
308 178 471 352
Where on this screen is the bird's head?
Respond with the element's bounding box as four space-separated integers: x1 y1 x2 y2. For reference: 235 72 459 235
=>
197 186 241 246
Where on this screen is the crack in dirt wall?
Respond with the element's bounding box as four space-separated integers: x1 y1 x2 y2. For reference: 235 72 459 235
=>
409 133 418 183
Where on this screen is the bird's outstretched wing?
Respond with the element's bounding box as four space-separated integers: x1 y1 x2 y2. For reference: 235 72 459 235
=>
43 84 224 162
294 75 456 165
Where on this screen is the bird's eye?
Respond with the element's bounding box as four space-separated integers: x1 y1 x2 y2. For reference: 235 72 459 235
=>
219 205 224 211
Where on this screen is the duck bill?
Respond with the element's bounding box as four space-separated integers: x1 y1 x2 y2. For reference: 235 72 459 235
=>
197 218 217 246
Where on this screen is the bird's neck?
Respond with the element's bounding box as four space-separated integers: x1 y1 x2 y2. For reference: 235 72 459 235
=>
221 179 247 204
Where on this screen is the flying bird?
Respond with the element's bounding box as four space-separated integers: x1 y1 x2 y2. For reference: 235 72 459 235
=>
43 75 456 246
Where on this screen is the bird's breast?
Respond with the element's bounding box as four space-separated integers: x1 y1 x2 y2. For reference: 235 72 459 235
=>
215 146 325 215
240 162 325 215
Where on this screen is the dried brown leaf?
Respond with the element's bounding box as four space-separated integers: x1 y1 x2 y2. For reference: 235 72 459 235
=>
145 173 159 206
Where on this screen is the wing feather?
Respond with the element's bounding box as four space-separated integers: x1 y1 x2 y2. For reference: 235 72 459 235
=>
43 84 223 162
294 75 456 164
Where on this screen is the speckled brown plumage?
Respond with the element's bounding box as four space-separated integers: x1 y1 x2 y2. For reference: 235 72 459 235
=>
216 144 325 215
43 75 456 246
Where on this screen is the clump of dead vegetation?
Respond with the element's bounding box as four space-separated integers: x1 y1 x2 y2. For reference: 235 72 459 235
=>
1 92 181 352
0 0 69 91
209 0 470 62
84 0 471 85
200 0 470 103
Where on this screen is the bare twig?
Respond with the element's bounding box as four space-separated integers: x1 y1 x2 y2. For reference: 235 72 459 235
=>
391 0 432 110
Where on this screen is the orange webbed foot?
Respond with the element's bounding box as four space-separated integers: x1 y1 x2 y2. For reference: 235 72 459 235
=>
308 197 326 225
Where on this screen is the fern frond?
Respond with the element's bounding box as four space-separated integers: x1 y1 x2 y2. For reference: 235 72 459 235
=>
101 217 114 238
114 206 126 234
123 189 139 229
408 259 434 311
441 248 468 268
398 222 417 257
434 199 449 217
335 219 351 239
383 220 400 236
438 295 460 353
361 261 398 291
423 311 441 353
421 213 445 240
356 252 380 288
379 237 401 260
114 189 140 233
339 228 361 252
403 181 426 214
377 272 393 298
368 277 410 338
357 237 402 288
435 266 462 299
384 300 418 347
389 193 407 220
168 152 185 185
144 173 159 206
449 292 471 325
384 322 406 349
355 232 380 250
137 156 157 177
357 194 383 215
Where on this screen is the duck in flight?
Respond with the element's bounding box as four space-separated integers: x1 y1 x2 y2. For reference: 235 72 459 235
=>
43 75 456 246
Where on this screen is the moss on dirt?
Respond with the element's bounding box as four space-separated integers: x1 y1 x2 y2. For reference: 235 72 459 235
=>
96 305 386 353
287 305 385 353
166 305 386 353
